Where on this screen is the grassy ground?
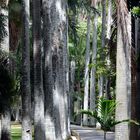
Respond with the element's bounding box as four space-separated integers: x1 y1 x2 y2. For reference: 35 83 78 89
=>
11 124 34 140
11 124 21 140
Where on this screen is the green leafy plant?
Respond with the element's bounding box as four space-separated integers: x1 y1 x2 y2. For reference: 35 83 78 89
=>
131 7 140 16
0 50 19 113
81 97 139 140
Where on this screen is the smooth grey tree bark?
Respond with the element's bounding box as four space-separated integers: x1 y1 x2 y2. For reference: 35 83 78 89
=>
63 12 70 136
83 12 91 126
0 5 11 140
96 0 106 128
1 109 11 140
115 0 131 140
89 4 98 126
15 106 20 122
42 0 56 139
70 60 76 122
0 7 9 52
33 0 45 139
99 0 107 98
101 0 106 50
21 0 32 139
43 0 69 139
105 0 112 98
50 0 69 139
136 17 140 140
106 0 112 40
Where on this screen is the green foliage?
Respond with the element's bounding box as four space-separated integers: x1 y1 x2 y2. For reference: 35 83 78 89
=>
81 97 139 132
9 0 22 27
11 124 21 140
69 19 87 87
89 46 116 78
11 124 34 140
131 7 140 16
71 91 84 102
0 50 19 113
81 98 116 131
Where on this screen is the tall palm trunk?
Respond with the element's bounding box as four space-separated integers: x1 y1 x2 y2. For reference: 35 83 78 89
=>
70 60 76 122
1 109 11 140
58 1 69 138
115 0 131 140
75 81 82 125
105 0 112 98
83 12 91 126
136 17 140 139
101 0 106 50
89 3 98 126
101 0 107 96
130 16 138 140
63 13 70 136
33 0 45 139
50 1 62 137
99 0 106 98
43 0 69 139
106 0 112 40
42 0 56 139
0 6 11 140
96 0 106 128
15 104 20 122
21 0 32 140
51 0 68 139
0 8 9 52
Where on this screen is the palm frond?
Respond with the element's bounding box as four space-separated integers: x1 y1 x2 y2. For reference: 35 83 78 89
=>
81 97 139 132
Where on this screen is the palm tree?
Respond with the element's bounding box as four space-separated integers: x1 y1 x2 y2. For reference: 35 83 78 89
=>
1 108 11 140
106 0 112 41
89 0 98 126
0 3 10 140
63 15 70 136
0 4 9 52
96 0 106 129
98 0 106 99
82 98 118 140
0 11 8 46
42 0 56 139
115 0 131 139
136 16 140 140
49 0 69 139
81 97 138 140
21 0 32 139
83 11 91 126
33 0 45 139
70 60 76 122
105 0 112 98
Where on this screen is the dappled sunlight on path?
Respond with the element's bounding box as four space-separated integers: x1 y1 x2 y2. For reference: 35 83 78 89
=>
71 125 114 140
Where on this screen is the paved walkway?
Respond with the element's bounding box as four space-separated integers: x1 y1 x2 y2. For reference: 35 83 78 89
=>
71 125 115 140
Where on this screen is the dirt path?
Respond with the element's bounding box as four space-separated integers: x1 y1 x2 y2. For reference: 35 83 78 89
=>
71 125 115 140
